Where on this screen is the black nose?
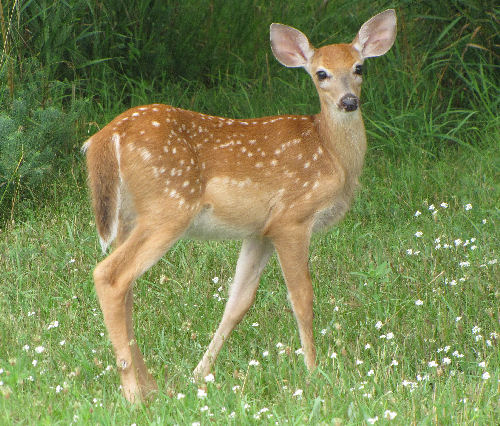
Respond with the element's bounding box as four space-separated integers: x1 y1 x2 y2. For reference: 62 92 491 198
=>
339 94 359 112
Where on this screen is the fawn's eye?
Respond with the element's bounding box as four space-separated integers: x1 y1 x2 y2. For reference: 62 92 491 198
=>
316 70 328 81
354 64 363 75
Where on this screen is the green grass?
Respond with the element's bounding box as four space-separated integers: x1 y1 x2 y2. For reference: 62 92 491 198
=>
0 141 497 424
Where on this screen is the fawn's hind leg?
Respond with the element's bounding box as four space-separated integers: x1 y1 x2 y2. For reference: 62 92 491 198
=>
94 217 188 402
193 237 274 381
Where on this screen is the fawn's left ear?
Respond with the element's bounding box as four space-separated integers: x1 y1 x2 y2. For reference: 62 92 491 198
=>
270 23 315 69
352 9 397 59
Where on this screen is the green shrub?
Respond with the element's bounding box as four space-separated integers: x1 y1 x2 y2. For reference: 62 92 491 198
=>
0 66 85 219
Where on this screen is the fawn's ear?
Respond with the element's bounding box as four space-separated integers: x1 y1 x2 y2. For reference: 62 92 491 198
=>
270 23 315 68
352 9 397 59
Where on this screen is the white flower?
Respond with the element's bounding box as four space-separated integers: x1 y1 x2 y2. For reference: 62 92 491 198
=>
248 359 259 366
482 219 487 224
440 202 448 208
47 320 59 330
330 352 337 359
35 346 45 354
200 405 209 412
414 210 421 217
464 203 472 211
384 410 397 420
204 373 215 383
375 321 383 329
365 343 371 349
482 371 490 380
55 385 62 393
459 261 470 267
356 359 364 365
478 361 486 368
276 342 284 348
452 350 464 358
320 328 327 335
454 239 462 246
367 416 379 424
292 389 303 397
390 359 399 366
251 322 259 327
428 361 438 367
406 249 413 255
295 348 304 355
414 231 423 237
262 350 269 357
442 357 451 365
428 204 435 211
212 276 219 284
386 332 394 340
23 345 30 351
32 359 38 366
59 340 66 346
197 388 207 398
367 369 374 376
472 325 481 334
455 316 462 322
232 385 241 392
415 299 424 306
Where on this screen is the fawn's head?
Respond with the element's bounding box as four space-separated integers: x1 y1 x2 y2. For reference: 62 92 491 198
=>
270 9 396 114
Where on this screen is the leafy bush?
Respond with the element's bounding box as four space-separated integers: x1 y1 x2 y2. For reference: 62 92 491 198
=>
0 65 85 219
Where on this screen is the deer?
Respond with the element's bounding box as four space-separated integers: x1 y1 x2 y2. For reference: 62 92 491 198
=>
83 9 396 402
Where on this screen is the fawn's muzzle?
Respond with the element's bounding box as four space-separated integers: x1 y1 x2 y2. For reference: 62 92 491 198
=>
339 94 359 112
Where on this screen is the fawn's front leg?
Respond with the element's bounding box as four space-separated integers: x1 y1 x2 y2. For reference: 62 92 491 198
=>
272 227 317 370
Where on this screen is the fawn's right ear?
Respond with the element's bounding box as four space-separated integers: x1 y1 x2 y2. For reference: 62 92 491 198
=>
270 23 315 68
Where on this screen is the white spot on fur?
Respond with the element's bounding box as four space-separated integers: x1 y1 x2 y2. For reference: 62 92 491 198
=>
140 147 152 162
152 121 160 127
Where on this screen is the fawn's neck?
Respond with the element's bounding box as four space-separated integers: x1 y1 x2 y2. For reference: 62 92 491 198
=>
315 102 367 184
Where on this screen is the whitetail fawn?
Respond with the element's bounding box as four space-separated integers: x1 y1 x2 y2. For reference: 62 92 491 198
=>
84 9 396 402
